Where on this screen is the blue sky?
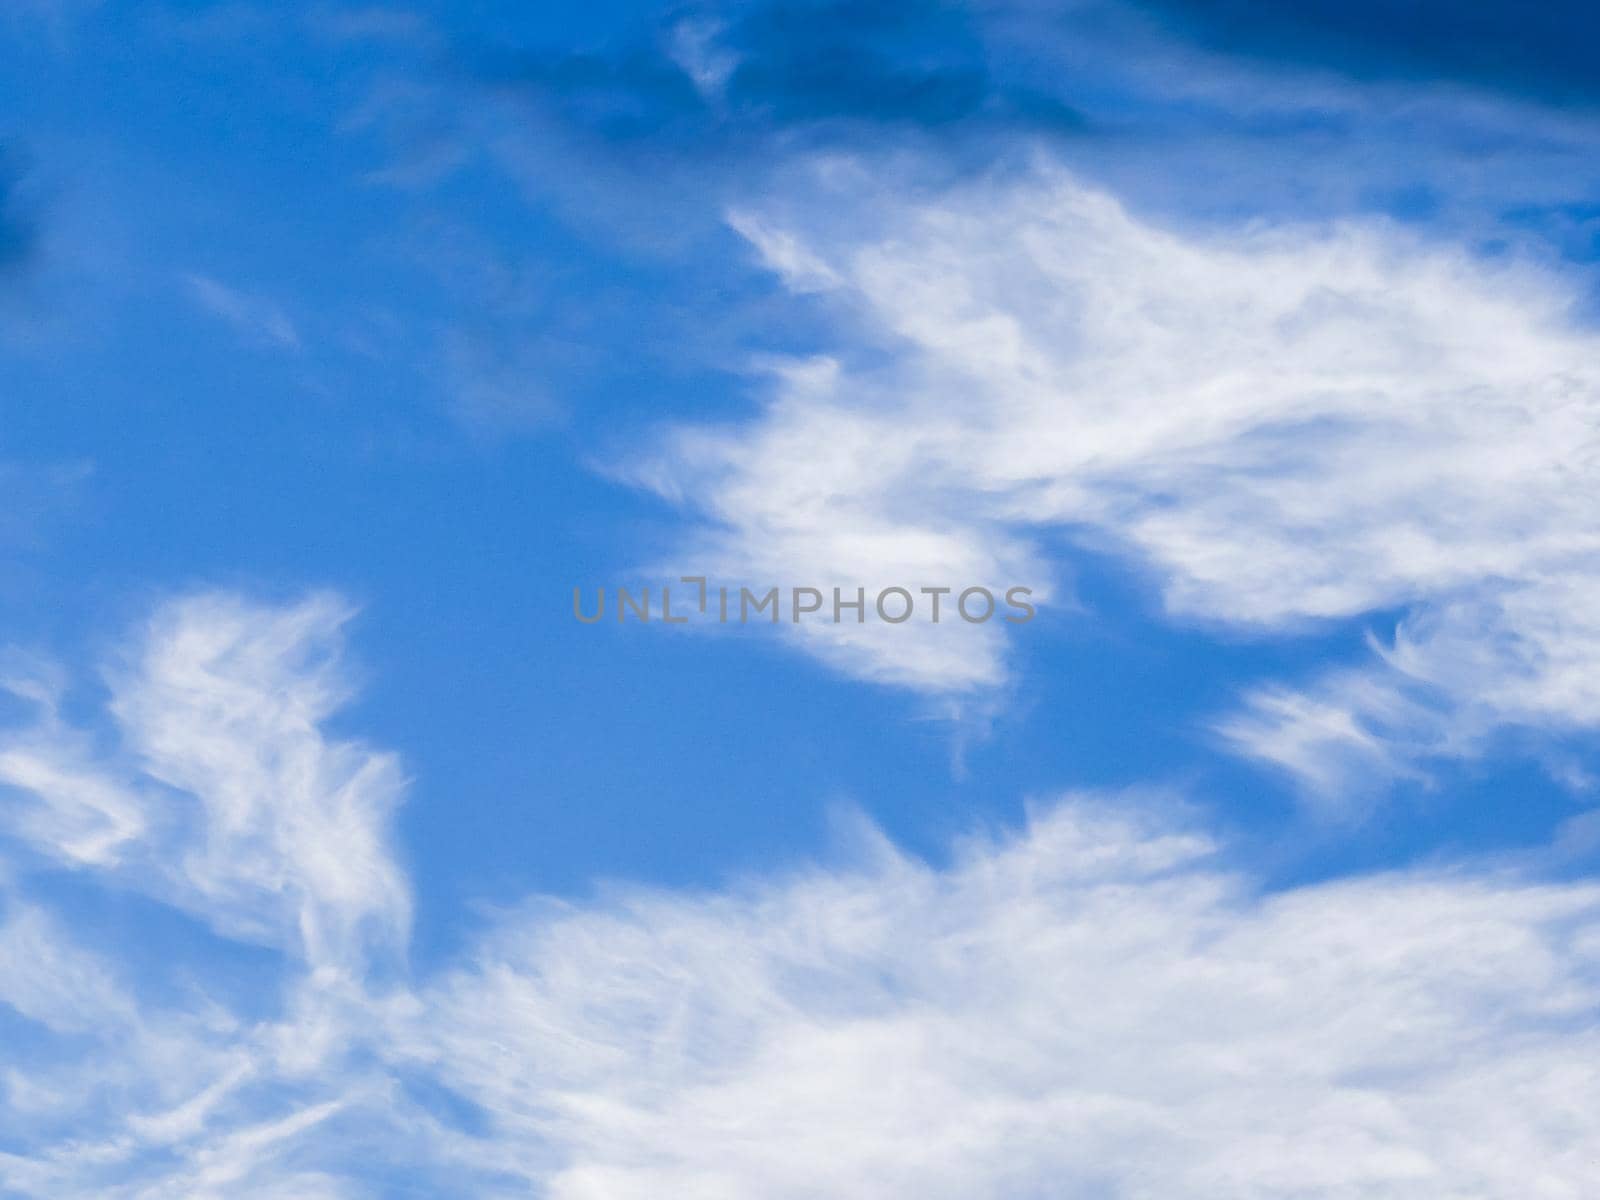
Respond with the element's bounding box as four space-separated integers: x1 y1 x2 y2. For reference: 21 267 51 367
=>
4 2 1600 1195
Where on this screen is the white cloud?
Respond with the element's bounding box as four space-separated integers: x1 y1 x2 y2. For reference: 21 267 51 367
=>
3 594 1600 1196
618 161 1600 789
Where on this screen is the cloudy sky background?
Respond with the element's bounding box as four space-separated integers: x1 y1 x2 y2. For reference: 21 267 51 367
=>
4 1 1600 1195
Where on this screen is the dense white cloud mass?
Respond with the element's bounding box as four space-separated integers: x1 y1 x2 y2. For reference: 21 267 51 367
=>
409 802 1600 1199
3 595 1600 1196
623 163 1600 787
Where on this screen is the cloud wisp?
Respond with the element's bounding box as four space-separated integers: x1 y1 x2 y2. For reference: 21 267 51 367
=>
182 275 302 353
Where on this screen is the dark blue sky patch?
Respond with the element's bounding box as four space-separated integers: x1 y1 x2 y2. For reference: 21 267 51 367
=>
473 0 1084 161
0 148 35 272
1139 0 1600 105
479 47 709 146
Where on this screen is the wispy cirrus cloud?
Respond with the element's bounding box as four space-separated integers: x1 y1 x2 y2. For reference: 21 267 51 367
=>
0 593 408 1197
183 274 302 352
0 591 409 972
614 161 1600 796
2 594 1600 1195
